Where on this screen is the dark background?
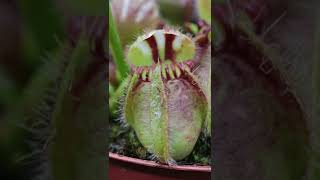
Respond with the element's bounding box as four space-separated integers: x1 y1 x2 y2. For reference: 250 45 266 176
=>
0 0 319 180
0 0 107 179
213 0 319 180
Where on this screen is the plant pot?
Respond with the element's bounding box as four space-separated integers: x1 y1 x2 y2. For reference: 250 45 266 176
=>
109 152 211 180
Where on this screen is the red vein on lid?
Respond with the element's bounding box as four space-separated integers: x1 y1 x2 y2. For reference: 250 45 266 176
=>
165 34 175 62
145 35 159 63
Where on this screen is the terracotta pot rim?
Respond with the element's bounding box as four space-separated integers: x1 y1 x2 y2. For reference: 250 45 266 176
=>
109 152 212 172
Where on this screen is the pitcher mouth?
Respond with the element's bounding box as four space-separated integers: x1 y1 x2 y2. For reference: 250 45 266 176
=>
132 61 195 81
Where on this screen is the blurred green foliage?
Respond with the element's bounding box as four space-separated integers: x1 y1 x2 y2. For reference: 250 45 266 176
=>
157 0 192 25
109 3 129 79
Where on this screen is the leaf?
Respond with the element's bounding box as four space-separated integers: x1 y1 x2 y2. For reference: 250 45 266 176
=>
109 2 130 79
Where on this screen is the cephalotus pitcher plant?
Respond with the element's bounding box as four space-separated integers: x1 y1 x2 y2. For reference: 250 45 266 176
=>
123 29 211 163
110 0 212 164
